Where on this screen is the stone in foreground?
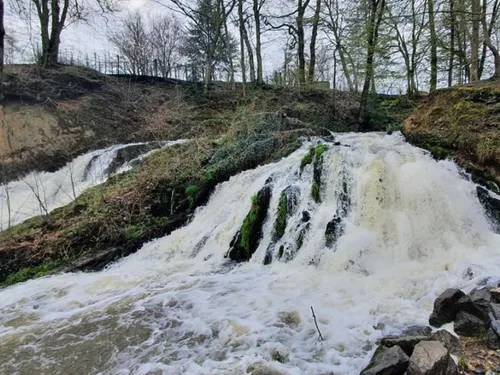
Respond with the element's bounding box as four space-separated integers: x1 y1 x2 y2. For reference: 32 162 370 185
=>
360 345 409 375
429 289 466 327
380 335 430 357
430 330 460 355
454 311 488 337
407 341 458 375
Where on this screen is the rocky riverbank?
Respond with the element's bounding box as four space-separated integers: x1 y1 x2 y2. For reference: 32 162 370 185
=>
362 278 500 374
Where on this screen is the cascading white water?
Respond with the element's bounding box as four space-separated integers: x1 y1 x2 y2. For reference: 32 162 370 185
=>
0 140 187 230
1 132 500 375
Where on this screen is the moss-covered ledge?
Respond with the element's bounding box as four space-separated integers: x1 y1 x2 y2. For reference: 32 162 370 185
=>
402 82 500 193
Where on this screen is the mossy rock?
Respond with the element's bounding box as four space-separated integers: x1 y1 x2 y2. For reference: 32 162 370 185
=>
227 185 272 262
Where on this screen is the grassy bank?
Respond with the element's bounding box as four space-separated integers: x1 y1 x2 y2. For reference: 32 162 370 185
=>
403 82 500 191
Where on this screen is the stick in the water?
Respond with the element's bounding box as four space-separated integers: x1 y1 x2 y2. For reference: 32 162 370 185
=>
310 306 324 341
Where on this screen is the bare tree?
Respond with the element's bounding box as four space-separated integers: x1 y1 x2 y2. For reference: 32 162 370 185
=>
109 12 152 75
0 0 4 77
12 0 117 67
480 0 500 79
358 0 386 125
150 14 182 78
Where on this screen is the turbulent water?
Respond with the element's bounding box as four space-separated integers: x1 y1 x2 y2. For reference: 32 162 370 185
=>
1 132 500 375
0 140 186 230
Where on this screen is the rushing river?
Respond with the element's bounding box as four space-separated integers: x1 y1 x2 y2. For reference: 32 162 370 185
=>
1 132 500 375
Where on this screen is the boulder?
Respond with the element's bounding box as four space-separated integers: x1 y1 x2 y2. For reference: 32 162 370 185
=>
487 328 500 350
360 345 409 375
404 326 432 336
227 185 272 262
490 303 500 320
429 289 466 327
407 341 458 375
325 216 343 248
455 295 491 325
380 336 430 357
491 287 500 303
454 311 488 337
430 330 460 355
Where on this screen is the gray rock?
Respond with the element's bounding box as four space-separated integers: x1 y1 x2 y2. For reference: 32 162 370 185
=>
454 311 488 337
430 330 460 355
490 303 500 320
361 345 409 375
429 289 466 327
491 319 500 337
487 328 500 350
404 326 432 336
456 295 491 325
491 287 500 303
407 341 458 375
380 335 430 357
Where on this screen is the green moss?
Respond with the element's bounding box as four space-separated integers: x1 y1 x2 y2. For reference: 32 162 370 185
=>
311 181 320 203
428 145 452 160
240 194 259 254
274 193 288 239
3 260 63 286
300 147 315 171
458 356 468 370
314 144 328 159
185 184 199 208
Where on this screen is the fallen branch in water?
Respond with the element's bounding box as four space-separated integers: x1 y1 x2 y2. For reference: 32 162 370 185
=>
310 306 324 341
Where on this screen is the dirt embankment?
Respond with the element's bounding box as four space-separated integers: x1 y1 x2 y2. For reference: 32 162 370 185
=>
402 82 500 191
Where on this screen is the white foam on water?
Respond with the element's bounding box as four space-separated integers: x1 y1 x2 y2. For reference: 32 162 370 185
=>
1 132 500 375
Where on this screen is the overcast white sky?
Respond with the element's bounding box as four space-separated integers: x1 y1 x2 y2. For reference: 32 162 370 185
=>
5 0 285 78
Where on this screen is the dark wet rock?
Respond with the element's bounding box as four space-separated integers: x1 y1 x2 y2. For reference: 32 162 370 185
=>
301 211 311 223
487 328 500 350
454 311 488 337
430 330 460 355
490 303 500 320
490 287 500 303
407 341 458 375
106 142 162 175
404 326 432 336
227 185 272 262
455 295 491 325
477 186 500 231
360 345 409 375
325 216 343 248
380 335 430 357
263 244 273 265
429 288 466 327
296 223 310 251
273 186 300 241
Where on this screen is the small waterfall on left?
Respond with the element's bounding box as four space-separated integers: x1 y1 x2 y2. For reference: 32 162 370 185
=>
0 140 187 230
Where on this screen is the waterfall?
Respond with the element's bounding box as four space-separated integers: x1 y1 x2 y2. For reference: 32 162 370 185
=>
0 140 187 230
1 132 499 375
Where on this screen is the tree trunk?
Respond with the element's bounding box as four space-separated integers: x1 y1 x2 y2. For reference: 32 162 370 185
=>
240 0 256 83
358 0 385 126
0 0 4 77
297 0 308 84
448 0 455 87
482 0 500 79
470 0 480 81
253 0 263 83
238 0 247 94
308 0 321 82
428 0 438 91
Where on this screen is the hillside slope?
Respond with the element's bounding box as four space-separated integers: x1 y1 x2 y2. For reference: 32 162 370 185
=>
403 82 500 191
